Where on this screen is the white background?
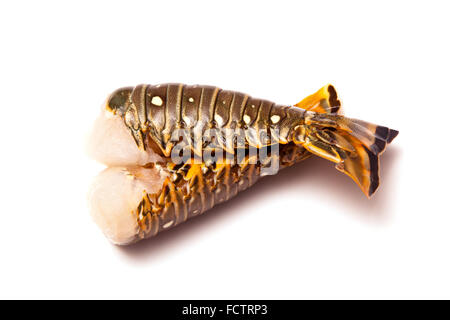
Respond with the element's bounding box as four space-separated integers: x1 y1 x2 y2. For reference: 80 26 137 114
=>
0 0 449 299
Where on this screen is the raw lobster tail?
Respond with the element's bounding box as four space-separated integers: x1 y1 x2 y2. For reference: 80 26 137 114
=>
88 82 399 244
294 112 398 197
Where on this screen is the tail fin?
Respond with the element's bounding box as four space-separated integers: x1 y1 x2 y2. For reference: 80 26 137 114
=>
293 112 398 197
295 84 342 114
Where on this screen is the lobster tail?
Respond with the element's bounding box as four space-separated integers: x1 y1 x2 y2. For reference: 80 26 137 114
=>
293 113 398 197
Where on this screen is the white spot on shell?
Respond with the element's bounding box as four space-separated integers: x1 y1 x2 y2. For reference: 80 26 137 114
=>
214 114 224 126
271 115 280 124
163 220 174 229
243 115 251 124
183 116 191 126
188 97 194 103
151 96 163 106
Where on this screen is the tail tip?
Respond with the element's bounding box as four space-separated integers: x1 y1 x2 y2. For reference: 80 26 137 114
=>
387 129 399 143
367 146 380 197
326 85 341 113
367 128 397 197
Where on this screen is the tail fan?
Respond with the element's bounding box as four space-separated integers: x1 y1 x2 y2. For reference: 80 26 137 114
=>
293 106 398 197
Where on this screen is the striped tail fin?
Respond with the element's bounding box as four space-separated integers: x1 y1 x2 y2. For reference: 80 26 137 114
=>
292 85 398 197
294 112 398 197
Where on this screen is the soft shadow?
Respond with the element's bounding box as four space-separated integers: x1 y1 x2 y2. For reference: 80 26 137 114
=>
117 147 401 261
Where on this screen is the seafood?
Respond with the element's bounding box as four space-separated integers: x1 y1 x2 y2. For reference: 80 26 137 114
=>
88 83 398 245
